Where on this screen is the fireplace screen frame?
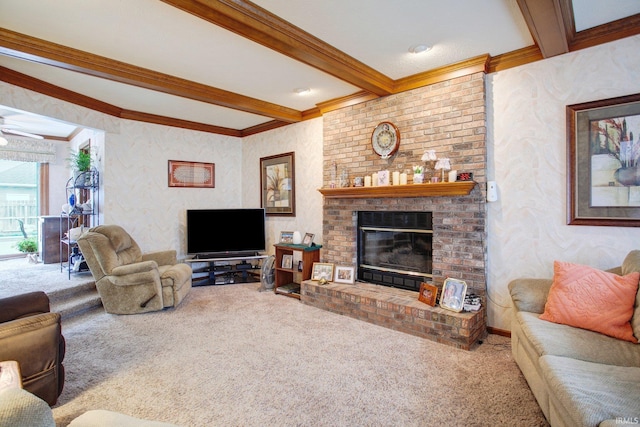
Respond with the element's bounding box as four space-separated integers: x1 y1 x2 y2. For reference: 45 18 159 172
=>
357 211 433 291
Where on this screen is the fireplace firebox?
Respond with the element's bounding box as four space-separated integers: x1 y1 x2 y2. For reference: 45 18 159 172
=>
357 211 432 292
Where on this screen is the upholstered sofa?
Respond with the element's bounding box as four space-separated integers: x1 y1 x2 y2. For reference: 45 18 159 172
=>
77 225 191 314
509 250 640 427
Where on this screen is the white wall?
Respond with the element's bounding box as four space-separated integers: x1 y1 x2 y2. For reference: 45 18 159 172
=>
487 35 640 330
242 118 324 254
0 80 242 258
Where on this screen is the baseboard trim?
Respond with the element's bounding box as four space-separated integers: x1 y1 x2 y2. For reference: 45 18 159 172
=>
488 327 511 338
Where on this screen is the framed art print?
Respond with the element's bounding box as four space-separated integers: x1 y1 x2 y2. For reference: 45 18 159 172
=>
261 152 295 216
168 160 214 188
567 93 640 226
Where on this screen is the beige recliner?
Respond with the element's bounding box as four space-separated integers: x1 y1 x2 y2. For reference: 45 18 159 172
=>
77 224 191 314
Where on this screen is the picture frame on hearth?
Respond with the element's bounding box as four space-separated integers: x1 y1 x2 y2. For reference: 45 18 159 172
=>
440 278 467 312
279 231 294 244
311 262 334 282
334 266 355 284
418 282 438 306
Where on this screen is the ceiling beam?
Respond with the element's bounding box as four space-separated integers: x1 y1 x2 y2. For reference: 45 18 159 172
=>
516 0 569 58
0 65 242 137
0 28 302 123
161 0 395 96
570 13 640 52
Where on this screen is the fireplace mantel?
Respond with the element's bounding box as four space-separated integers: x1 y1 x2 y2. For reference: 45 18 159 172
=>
318 181 476 199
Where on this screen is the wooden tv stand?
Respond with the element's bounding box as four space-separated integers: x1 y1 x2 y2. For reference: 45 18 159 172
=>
185 254 267 286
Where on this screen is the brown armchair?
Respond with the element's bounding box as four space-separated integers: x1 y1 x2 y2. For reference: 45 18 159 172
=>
76 224 191 315
0 292 65 406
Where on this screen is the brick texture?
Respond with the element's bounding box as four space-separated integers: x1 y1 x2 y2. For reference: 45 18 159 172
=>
319 73 488 345
301 281 487 350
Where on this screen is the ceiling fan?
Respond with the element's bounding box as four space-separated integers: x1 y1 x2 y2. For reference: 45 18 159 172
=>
0 116 44 145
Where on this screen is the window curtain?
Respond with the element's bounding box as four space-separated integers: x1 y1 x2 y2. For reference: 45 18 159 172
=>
0 139 56 163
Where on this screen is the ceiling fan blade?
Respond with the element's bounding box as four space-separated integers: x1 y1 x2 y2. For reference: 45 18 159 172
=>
0 128 44 139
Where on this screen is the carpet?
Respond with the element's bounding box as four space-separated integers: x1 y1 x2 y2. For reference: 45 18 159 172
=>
0 257 94 299
52 283 548 427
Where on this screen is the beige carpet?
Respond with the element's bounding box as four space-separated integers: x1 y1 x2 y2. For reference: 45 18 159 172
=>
52 283 548 427
0 257 94 299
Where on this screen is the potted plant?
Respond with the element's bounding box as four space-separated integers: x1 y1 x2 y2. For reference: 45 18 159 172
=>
67 149 93 186
16 237 39 263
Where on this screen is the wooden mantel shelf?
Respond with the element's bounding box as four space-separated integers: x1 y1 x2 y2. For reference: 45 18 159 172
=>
318 181 476 199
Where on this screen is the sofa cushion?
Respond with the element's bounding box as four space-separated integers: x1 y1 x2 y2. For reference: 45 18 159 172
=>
540 355 640 427
621 250 640 341
540 261 639 343
516 311 640 367
0 388 55 427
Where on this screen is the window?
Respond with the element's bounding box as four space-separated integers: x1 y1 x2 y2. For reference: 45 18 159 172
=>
0 160 39 257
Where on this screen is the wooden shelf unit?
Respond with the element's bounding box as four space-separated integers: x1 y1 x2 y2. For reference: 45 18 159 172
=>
318 181 476 199
274 243 321 299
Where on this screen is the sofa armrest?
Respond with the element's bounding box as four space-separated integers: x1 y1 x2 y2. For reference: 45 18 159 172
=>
508 278 553 314
0 292 50 323
142 250 177 267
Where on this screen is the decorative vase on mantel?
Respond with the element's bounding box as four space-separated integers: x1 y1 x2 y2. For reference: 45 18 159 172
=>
412 165 424 184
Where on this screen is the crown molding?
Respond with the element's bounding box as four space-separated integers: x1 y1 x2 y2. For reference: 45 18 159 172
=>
393 54 490 93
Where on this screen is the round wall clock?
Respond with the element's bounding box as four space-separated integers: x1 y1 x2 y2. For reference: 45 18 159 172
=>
371 122 400 159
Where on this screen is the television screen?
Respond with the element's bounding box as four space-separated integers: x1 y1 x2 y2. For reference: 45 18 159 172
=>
187 208 266 256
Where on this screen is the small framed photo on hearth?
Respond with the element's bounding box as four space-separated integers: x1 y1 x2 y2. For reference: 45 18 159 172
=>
302 232 314 247
418 282 438 306
311 262 334 282
334 266 355 284
440 278 467 313
280 231 294 244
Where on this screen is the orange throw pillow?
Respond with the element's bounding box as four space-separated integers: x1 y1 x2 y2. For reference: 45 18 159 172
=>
540 261 639 343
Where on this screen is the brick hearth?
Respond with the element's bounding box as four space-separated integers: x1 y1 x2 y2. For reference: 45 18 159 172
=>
301 280 486 350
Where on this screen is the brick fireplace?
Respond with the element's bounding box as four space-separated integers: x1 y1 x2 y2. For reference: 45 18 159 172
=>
300 72 488 349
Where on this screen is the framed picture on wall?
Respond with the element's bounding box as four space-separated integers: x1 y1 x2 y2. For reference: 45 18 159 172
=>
567 93 640 226
260 152 295 216
168 160 215 188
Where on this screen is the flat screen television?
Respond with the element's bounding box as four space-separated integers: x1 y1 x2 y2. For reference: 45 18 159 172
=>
187 208 266 257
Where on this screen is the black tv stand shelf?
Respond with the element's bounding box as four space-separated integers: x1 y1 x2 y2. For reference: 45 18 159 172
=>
185 254 267 286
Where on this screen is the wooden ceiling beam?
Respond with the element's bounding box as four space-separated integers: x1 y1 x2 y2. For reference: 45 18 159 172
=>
161 0 395 96
0 28 302 123
0 65 243 137
516 0 569 58
570 13 640 52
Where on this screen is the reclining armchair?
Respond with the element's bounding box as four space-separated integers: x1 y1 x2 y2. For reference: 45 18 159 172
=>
0 292 65 406
77 224 192 315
